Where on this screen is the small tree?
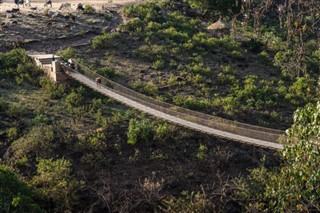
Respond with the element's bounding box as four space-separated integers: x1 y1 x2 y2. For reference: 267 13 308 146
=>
236 102 320 212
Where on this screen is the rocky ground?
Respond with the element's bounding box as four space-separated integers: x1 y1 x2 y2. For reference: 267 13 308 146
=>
0 0 137 53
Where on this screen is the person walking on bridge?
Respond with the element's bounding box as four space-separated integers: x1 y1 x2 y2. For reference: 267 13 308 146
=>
44 0 52 8
95 77 101 87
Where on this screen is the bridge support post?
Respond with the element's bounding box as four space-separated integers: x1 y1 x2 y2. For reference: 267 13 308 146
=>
52 60 69 83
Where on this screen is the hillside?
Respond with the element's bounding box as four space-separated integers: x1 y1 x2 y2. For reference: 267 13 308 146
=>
0 0 319 212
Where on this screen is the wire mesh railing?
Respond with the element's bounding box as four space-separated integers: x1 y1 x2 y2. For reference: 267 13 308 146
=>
66 62 285 144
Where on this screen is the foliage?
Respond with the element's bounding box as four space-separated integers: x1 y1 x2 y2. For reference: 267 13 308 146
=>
97 67 116 78
160 190 215 212
83 4 96 14
185 0 241 15
31 158 79 211
127 118 154 145
154 122 172 143
285 75 317 106
144 82 159 96
57 47 76 61
0 49 42 85
39 76 66 99
6 102 27 118
0 165 43 212
92 32 121 49
235 102 320 212
11 126 55 160
6 127 18 142
196 144 207 161
65 87 85 108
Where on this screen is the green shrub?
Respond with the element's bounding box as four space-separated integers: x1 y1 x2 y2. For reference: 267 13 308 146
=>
0 49 41 84
230 50 244 60
39 76 66 99
160 190 215 212
6 102 27 118
11 126 55 159
196 144 208 161
0 165 44 212
92 32 121 49
144 82 159 96
119 17 144 33
217 36 241 51
76 132 107 152
103 13 112 21
246 38 264 52
285 75 316 106
65 88 85 108
32 113 51 125
154 122 173 143
83 4 96 14
123 2 160 22
6 127 18 142
187 62 211 75
235 102 320 212
31 158 79 211
217 65 238 85
97 67 116 78
258 51 271 64
127 118 154 145
57 47 76 61
152 59 166 70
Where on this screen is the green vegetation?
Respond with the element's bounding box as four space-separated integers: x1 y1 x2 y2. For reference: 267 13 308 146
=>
235 102 320 212
31 158 79 212
88 0 319 129
83 4 96 14
1 0 320 212
0 165 43 212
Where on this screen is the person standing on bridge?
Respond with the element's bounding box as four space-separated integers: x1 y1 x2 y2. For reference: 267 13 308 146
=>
95 77 101 87
44 0 52 8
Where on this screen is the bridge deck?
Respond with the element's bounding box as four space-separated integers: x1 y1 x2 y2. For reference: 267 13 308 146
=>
65 69 284 150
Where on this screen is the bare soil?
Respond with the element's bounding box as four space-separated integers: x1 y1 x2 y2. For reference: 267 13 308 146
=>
0 0 135 53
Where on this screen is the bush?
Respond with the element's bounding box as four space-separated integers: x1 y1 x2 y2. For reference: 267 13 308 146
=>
83 4 96 14
144 82 159 96
11 126 55 160
92 32 121 49
230 50 244 60
160 190 215 212
127 118 154 145
39 76 66 99
123 2 160 22
65 88 85 108
119 17 144 33
6 102 27 118
31 158 79 212
187 62 211 75
0 49 41 84
97 67 116 78
235 102 320 212
0 165 44 212
57 47 76 61
285 75 317 106
152 59 166 70
258 50 271 64
6 127 18 142
154 122 171 143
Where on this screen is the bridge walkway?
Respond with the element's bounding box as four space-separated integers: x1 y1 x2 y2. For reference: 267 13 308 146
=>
64 68 284 150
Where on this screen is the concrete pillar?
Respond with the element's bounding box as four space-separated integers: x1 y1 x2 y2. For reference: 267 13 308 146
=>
52 61 61 82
